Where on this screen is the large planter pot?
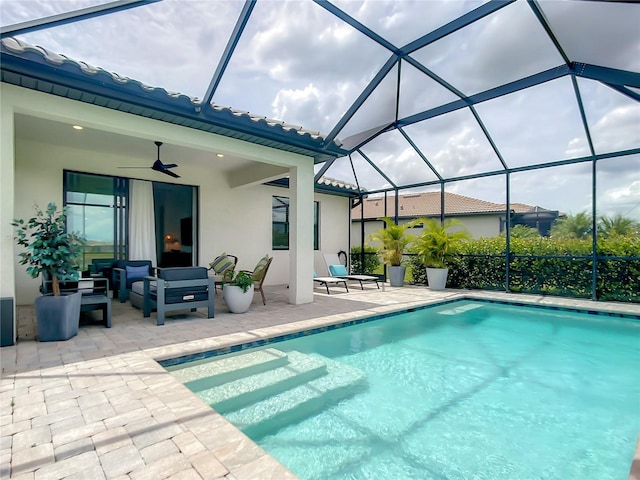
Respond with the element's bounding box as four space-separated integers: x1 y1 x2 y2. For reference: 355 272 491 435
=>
34 291 82 341
388 266 406 287
426 267 449 291
223 284 254 314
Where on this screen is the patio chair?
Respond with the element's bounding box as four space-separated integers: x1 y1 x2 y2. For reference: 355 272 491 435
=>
241 255 273 305
142 266 214 326
313 270 349 294
208 253 238 292
323 253 380 290
328 263 380 290
113 260 154 302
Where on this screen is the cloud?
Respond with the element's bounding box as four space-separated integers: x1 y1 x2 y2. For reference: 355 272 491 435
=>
3 0 638 218
597 179 640 219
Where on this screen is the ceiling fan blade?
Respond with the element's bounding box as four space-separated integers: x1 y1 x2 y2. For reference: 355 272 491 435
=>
162 169 180 178
163 163 178 169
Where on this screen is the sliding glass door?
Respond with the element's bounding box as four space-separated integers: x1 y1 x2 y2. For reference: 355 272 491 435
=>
64 171 197 270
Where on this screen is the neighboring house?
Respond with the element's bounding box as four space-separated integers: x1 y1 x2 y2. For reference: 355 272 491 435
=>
350 191 560 246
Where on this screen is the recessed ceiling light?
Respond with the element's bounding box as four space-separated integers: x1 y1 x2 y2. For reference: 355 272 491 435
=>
216 153 224 158
72 125 83 130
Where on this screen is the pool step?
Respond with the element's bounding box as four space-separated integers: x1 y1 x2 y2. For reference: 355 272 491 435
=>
223 354 367 439
169 348 289 391
197 350 328 413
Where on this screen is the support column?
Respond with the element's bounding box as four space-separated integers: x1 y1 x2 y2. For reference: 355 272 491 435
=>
0 97 16 344
288 162 314 305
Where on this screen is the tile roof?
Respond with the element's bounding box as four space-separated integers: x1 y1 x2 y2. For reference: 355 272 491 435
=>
0 38 346 161
317 176 360 192
352 191 542 219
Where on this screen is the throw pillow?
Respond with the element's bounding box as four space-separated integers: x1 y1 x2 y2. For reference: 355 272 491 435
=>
210 253 235 275
329 264 348 276
125 264 149 281
251 254 271 280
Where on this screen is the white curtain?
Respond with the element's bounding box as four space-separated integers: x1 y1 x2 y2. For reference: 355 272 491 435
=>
129 180 157 266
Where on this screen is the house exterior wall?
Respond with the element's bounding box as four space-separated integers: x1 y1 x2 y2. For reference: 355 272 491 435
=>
3 84 345 307
350 214 505 251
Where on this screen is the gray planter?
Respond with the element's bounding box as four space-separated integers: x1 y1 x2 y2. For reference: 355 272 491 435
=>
426 267 449 290
388 266 406 287
34 292 82 341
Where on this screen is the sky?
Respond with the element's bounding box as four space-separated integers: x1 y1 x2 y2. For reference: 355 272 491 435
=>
2 0 639 219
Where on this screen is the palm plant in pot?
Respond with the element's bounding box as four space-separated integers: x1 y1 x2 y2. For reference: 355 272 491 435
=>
13 203 85 341
222 270 254 313
412 218 470 290
367 217 421 287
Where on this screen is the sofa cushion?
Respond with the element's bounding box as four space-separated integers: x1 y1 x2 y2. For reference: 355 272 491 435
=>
131 280 155 296
159 266 208 281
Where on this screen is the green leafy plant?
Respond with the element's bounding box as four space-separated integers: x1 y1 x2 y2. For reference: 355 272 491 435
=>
226 270 254 293
412 218 470 268
12 203 85 296
367 217 421 267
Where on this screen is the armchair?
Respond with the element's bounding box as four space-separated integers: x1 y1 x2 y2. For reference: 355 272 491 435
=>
113 260 153 303
142 266 214 326
241 255 273 305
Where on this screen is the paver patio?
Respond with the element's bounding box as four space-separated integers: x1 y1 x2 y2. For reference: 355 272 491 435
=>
1 285 639 479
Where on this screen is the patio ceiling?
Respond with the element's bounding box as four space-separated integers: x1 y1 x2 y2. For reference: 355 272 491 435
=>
1 0 639 210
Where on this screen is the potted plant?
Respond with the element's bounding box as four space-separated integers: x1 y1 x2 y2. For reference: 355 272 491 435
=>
412 218 470 290
12 203 85 341
222 270 255 314
367 217 421 287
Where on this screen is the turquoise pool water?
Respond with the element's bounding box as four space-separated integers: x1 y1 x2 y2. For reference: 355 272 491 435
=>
166 300 640 479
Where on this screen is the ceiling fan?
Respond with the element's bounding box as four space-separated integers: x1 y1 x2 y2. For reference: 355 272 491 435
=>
118 141 180 178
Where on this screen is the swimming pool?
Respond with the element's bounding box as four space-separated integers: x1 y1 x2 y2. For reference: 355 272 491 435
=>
164 299 640 479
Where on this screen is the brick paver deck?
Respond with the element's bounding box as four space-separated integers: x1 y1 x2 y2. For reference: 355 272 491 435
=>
1 285 638 479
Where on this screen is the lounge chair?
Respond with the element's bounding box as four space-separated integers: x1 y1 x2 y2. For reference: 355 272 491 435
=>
241 255 273 305
323 253 380 290
313 271 349 294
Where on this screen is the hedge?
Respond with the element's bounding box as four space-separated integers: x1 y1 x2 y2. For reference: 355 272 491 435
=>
407 235 639 303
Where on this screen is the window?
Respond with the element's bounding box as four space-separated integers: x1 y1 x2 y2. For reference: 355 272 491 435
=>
65 172 125 270
272 196 319 250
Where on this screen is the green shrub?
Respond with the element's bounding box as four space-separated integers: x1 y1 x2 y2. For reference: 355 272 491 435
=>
442 234 639 303
350 246 381 275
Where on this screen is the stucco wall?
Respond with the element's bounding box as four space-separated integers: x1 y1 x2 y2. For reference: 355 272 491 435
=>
12 138 349 304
